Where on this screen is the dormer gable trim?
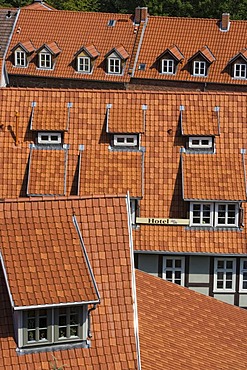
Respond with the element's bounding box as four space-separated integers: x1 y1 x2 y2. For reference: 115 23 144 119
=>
11 40 36 54
74 44 100 59
188 46 216 64
157 45 184 63
228 49 247 64
105 45 129 60
36 41 61 56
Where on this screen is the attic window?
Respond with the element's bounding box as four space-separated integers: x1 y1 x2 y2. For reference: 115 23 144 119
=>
188 136 212 149
193 61 206 77
108 19 116 27
108 57 121 74
15 50 26 67
234 63 247 79
138 63 146 71
161 59 174 74
21 306 86 348
38 132 62 145
39 50 52 69
77 56 91 73
113 134 138 147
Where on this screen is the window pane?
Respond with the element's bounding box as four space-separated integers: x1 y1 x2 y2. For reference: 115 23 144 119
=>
166 259 173 268
166 271 172 280
59 328 67 338
175 271 181 279
217 280 223 289
217 260 224 269
28 331 36 341
243 260 247 269
175 260 181 268
193 204 201 211
51 135 58 141
70 326 78 337
226 281 232 289
174 280 181 285
192 139 199 145
243 281 247 289
217 272 224 280
59 315 66 326
226 272 232 280
41 135 49 141
39 329 47 340
226 261 233 269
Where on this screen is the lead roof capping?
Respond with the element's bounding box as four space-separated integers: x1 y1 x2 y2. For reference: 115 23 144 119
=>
30 101 72 131
180 105 220 136
105 103 147 133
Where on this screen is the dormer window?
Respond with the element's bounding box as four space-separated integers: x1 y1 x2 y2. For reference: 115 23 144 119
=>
190 202 239 227
193 61 206 77
39 50 52 69
188 136 213 149
161 59 174 74
234 63 247 79
15 50 26 67
108 57 121 74
113 134 138 147
78 56 90 73
38 132 62 145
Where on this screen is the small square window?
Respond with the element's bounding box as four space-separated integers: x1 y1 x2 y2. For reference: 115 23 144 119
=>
38 132 62 145
108 57 121 74
161 59 174 74
163 257 185 286
234 63 247 79
113 134 138 147
190 203 213 226
15 50 26 67
214 258 236 292
215 203 238 227
189 136 213 149
77 56 91 73
193 61 206 77
39 52 52 69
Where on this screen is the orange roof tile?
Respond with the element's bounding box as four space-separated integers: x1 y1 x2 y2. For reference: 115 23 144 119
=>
182 153 246 201
0 195 138 369
30 101 70 131
6 9 138 83
11 40 36 54
37 41 61 55
157 44 184 62
134 16 247 85
106 44 129 60
136 269 247 370
27 147 68 196
189 45 215 64
181 106 219 135
107 102 146 133
23 1 56 11
0 8 18 59
75 44 99 59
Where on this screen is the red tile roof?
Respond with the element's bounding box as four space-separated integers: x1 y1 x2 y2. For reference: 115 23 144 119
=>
134 16 247 86
182 153 246 201
27 147 68 196
181 106 219 136
0 195 138 369
189 45 215 64
0 88 247 255
11 40 36 54
6 9 138 83
158 44 184 62
107 102 145 133
23 1 56 11
136 269 247 370
30 101 69 131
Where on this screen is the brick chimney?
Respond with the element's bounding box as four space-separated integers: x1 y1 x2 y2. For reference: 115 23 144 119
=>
134 7 148 24
221 13 230 31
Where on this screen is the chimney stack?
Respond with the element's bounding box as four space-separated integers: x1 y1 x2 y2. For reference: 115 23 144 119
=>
134 7 148 25
221 13 230 31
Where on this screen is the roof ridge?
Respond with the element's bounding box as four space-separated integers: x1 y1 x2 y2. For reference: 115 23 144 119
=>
0 194 128 203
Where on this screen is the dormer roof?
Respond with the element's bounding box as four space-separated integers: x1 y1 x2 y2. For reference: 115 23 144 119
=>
36 41 61 55
188 45 215 64
30 101 72 131
157 44 184 62
75 44 100 59
229 48 247 64
180 105 220 136
11 40 36 54
105 45 129 60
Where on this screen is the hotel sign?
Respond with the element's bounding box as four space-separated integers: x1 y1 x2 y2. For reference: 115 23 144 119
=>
136 217 190 225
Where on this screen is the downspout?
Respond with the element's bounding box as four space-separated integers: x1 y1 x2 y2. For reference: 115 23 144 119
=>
87 303 97 338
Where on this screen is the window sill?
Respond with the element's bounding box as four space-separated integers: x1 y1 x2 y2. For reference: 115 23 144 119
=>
17 340 90 355
108 145 145 153
187 226 241 231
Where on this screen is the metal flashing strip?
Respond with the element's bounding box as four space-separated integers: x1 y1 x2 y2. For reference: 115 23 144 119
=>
72 215 101 303
131 17 148 78
105 103 112 133
17 340 90 355
13 299 99 311
241 149 247 200
134 250 247 257
0 251 15 309
214 106 220 135
126 192 142 370
142 104 148 132
180 105 184 135
66 102 73 131
30 101 37 130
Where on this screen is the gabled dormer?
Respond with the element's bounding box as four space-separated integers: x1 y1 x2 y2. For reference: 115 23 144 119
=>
36 42 61 70
11 41 35 68
157 45 184 75
105 45 129 75
74 44 99 73
188 46 215 77
228 49 247 79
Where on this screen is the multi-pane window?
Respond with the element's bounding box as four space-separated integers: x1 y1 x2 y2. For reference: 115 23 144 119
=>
188 136 213 149
240 259 247 291
37 132 62 145
193 61 206 76
15 50 26 67
77 56 91 73
163 257 185 286
234 63 247 79
108 57 121 74
190 203 213 226
190 203 239 228
161 59 174 74
214 258 236 291
215 203 238 227
113 134 138 147
22 306 85 348
39 52 52 69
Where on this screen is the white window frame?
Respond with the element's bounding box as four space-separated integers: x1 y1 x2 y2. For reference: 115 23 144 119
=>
38 132 62 145
215 203 238 227
113 134 138 147
15 49 27 67
239 259 247 292
190 203 213 226
39 51 52 69
77 56 91 73
108 57 121 74
188 136 213 149
162 256 185 286
22 306 85 348
234 63 247 79
130 198 138 225
193 60 206 77
161 59 174 74
214 258 236 292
